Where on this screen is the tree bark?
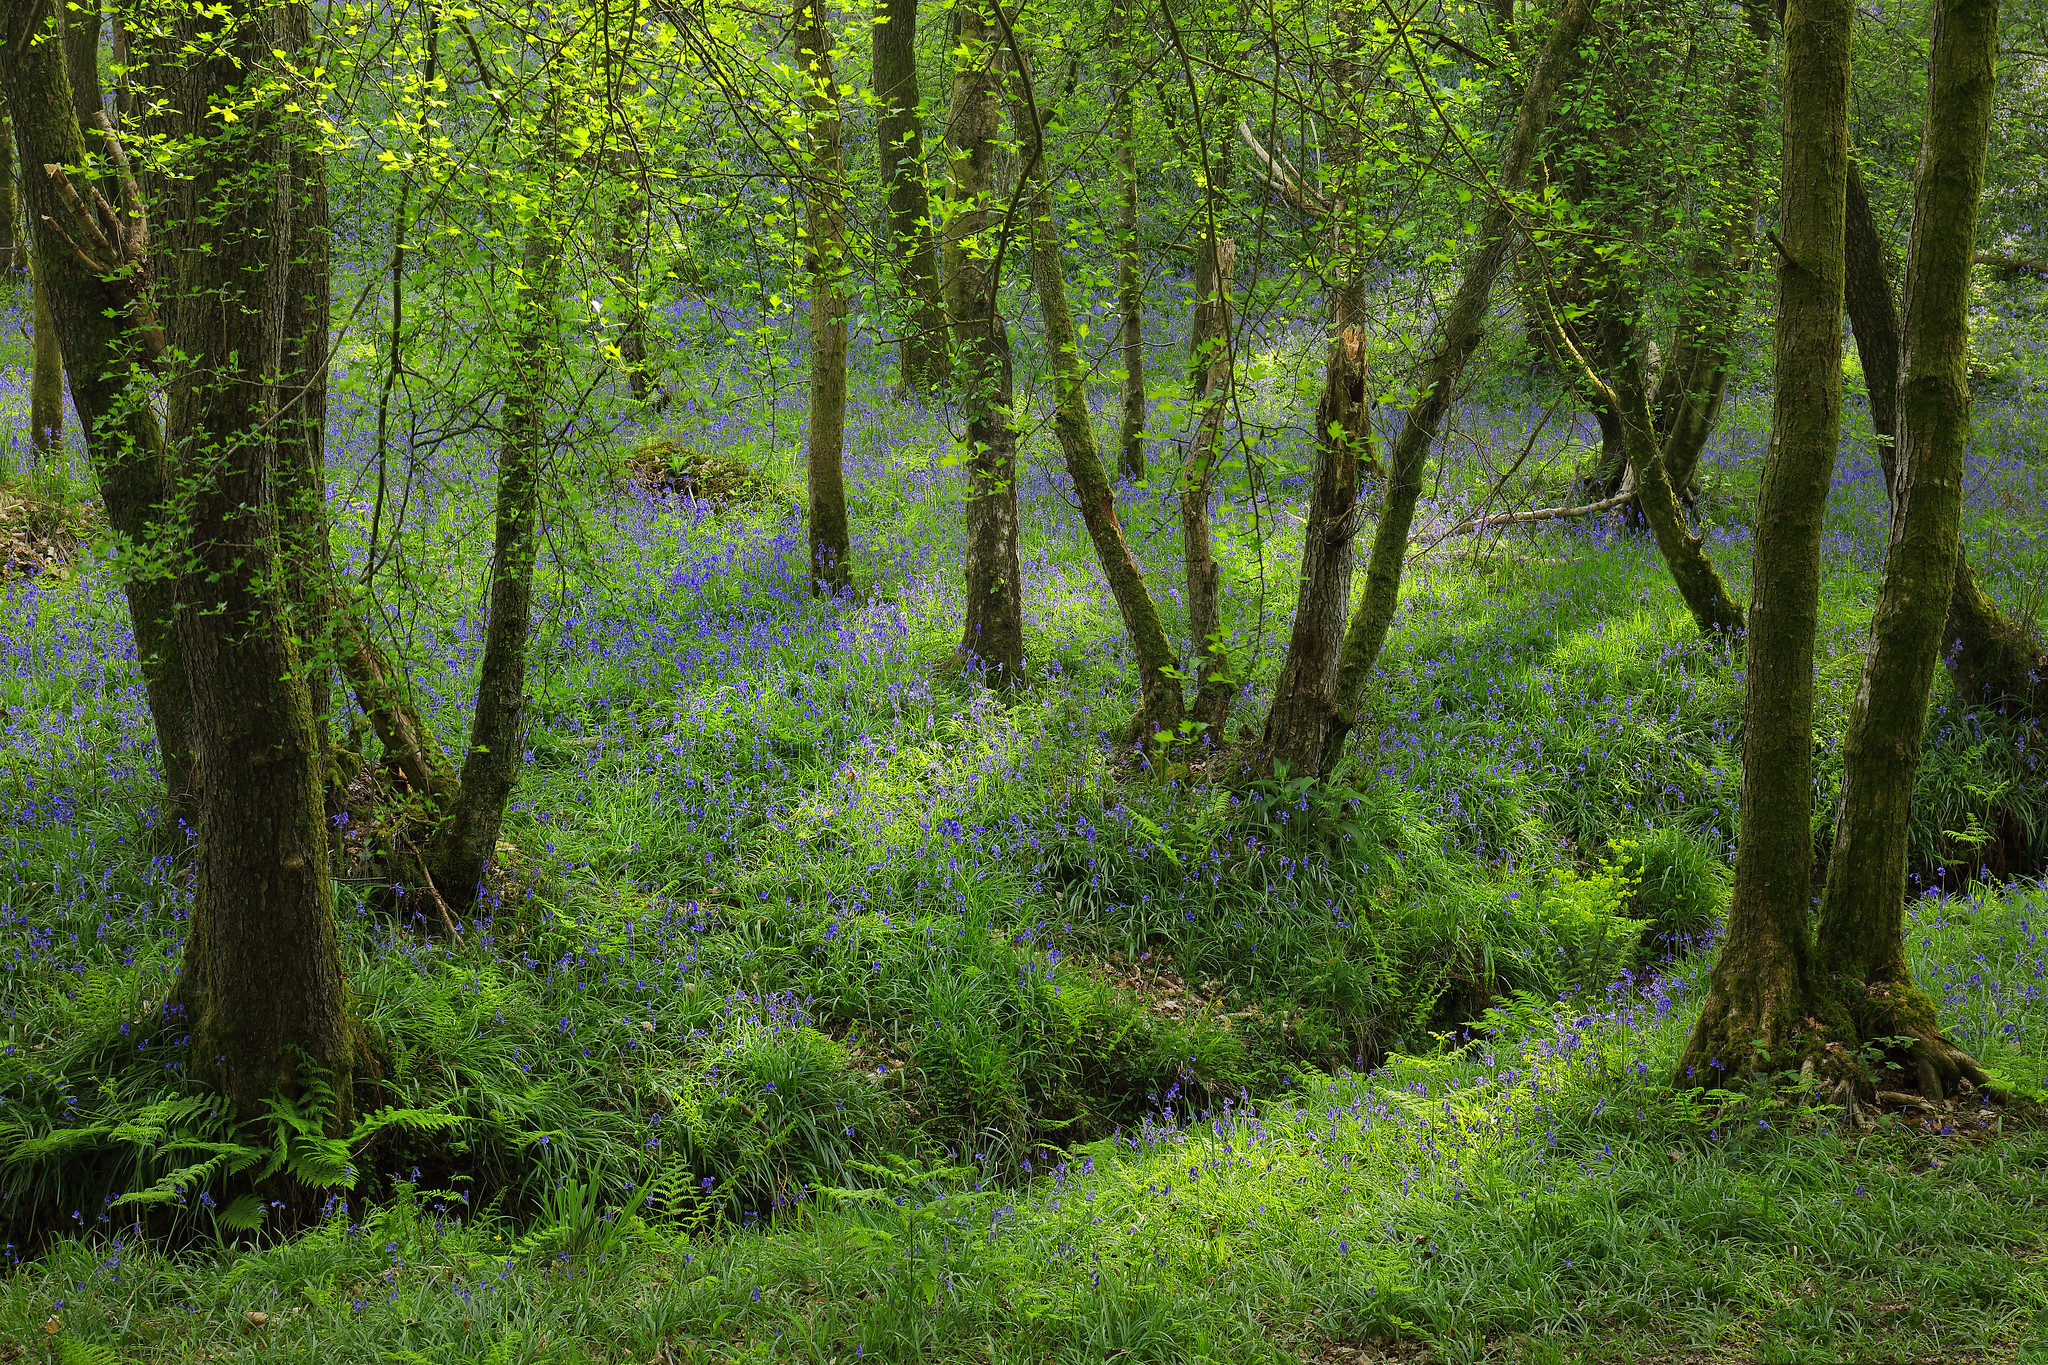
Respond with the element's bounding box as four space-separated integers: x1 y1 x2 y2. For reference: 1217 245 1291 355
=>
1678 0 1853 1088
1843 156 1901 493
1005 42 1183 744
1520 261 1746 637
606 145 662 409
942 0 1024 686
1260 326 1370 775
1843 133 2045 716
146 0 353 1116
1115 4 1144 481
1257 0 1373 778
2 2 197 813
874 0 948 391
799 0 852 595
273 54 336 800
1322 0 1594 768
29 257 62 456
1813 0 2000 1101
425 186 563 910
1182 237 1235 735
0 100 18 278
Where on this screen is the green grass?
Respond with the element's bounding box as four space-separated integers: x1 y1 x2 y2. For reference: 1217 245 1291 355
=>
3 303 2047 1359
6 883 2045 1362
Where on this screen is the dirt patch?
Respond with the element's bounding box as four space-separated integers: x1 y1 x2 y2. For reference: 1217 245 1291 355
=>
624 441 786 511
0 487 89 581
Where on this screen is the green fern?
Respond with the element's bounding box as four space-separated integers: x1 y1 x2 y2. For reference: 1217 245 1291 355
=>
56 1338 122 1365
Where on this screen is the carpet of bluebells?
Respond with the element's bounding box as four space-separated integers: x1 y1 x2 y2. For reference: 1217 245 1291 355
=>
2 279 2046 1360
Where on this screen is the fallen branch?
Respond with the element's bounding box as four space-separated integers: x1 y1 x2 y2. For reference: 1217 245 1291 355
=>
1430 490 1635 540
1974 251 2048 278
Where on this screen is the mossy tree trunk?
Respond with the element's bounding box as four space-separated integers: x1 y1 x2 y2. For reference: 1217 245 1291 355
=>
942 0 1024 686
1843 129 2045 718
425 167 564 911
1182 237 1236 736
274 113 336 800
1005 43 1182 743
145 0 353 1116
1813 0 2001 1101
1519 261 1746 637
1677 0 1853 1089
2 1 197 814
874 0 948 392
1322 0 1594 769
798 0 852 596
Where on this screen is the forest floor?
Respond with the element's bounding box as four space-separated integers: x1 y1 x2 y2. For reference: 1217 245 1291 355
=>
2 318 2046 1361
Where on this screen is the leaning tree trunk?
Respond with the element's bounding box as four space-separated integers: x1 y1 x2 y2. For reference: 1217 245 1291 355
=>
1651 12 1772 501
1843 139 2046 716
1519 259 1746 636
2 3 197 814
1320 0 1594 773
1843 156 1902 494
799 0 852 595
874 0 948 391
1813 0 2001 1102
1006 53 1181 741
148 0 353 1116
424 194 564 910
942 0 1024 686
1677 0 1853 1089
1115 4 1145 481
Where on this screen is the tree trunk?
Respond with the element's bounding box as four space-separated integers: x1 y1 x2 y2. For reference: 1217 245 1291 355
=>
1520 261 1746 637
607 145 662 409
29 259 62 457
0 100 18 278
1005 42 1183 744
425 191 563 910
1258 0 1372 779
1843 134 2045 716
1183 237 1235 735
1813 0 2000 1101
942 0 1024 686
1843 156 1901 494
1323 0 1594 764
274 75 336 800
1260 326 1370 775
147 0 353 1116
2 2 197 813
1677 0 1853 1088
1115 7 1144 481
874 0 948 391
798 0 852 596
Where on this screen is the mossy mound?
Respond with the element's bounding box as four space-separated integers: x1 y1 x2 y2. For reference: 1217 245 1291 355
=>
623 441 786 511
